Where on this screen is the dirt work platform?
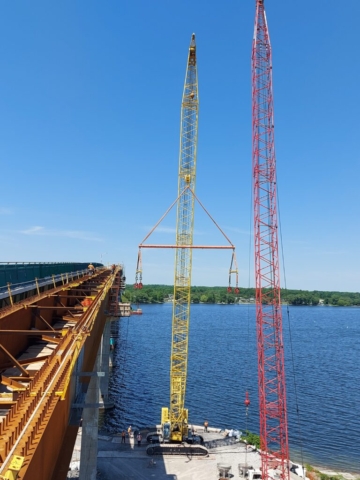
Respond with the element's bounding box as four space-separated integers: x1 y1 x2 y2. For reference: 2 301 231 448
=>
67 426 359 480
96 428 260 480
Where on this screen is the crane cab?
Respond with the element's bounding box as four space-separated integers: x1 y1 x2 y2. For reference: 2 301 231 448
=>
161 406 189 443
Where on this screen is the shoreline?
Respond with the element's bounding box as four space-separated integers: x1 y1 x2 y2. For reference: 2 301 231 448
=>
138 301 360 307
310 463 360 478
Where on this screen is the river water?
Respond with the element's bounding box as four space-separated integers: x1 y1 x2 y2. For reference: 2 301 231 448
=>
103 304 360 473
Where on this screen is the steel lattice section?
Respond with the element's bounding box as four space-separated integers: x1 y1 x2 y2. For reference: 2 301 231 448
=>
252 2 290 480
170 35 198 432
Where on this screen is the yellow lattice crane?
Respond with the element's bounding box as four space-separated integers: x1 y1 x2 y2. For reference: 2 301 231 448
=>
136 34 238 456
161 33 198 444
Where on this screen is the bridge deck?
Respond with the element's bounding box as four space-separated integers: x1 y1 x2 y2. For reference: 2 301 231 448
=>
0 267 122 480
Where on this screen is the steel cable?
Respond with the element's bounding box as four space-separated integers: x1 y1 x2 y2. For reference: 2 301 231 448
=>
277 184 305 472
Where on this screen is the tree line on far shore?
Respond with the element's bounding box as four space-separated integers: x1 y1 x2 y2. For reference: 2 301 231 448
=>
121 284 360 307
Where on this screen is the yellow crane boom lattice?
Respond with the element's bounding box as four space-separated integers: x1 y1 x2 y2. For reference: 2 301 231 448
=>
169 33 198 440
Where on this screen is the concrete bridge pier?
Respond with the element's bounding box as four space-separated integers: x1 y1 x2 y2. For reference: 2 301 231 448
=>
100 318 113 407
79 346 101 480
78 317 117 480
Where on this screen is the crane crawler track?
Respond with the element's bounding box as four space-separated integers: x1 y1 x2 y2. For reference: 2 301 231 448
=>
146 443 208 456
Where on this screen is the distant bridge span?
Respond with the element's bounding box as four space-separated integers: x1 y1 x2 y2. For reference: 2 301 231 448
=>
0 265 124 480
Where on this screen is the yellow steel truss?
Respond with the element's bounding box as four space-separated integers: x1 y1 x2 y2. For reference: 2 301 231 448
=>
169 34 198 441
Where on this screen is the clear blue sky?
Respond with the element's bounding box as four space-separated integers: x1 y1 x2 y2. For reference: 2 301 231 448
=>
0 1 359 292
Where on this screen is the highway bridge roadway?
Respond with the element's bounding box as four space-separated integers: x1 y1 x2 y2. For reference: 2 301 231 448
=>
0 267 123 480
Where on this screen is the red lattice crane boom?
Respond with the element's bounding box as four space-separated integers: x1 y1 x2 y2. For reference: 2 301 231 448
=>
252 1 290 480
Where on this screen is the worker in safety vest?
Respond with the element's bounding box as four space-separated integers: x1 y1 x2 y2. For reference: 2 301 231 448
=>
88 263 95 276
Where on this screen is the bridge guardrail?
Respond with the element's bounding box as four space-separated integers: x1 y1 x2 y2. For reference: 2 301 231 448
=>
0 269 89 305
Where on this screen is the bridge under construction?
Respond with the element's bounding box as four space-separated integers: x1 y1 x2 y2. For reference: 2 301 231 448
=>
1 0 293 478
0 263 125 480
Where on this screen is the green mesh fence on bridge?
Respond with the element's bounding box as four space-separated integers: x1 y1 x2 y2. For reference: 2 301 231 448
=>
0 262 103 288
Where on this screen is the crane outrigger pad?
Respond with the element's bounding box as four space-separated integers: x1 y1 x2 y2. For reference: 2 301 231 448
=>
146 443 208 456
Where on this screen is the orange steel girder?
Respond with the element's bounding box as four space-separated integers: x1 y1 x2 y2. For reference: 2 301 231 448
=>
0 268 117 480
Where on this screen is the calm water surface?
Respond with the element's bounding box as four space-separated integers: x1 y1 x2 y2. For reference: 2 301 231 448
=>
104 304 360 473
